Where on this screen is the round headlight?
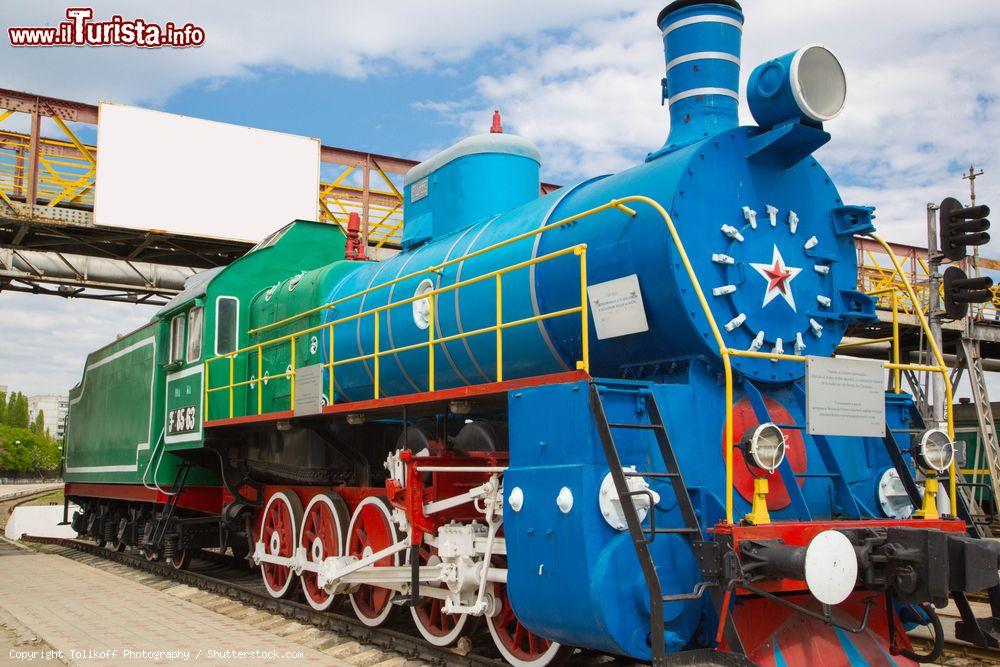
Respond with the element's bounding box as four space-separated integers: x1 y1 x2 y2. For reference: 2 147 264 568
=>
742 423 787 473
916 428 956 473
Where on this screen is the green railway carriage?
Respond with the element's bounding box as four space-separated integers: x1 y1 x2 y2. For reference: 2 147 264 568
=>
64 220 352 550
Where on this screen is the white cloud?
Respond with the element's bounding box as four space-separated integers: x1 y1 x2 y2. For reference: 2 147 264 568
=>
0 0 641 104
437 1 1000 248
0 292 150 396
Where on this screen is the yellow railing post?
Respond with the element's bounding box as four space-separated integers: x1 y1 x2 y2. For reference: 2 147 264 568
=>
228 354 235 418
496 274 503 382
257 345 263 415
891 291 901 393
328 324 335 405
577 245 590 374
428 295 436 392
374 311 381 400
203 361 210 423
606 197 734 522
868 234 957 506
290 337 297 409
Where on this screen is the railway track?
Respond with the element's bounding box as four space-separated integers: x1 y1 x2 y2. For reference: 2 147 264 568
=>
910 634 1000 666
19 534 1000 666
20 535 621 667
0 486 62 532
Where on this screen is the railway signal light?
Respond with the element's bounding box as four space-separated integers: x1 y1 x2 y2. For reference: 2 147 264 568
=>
939 196 990 261
942 266 994 319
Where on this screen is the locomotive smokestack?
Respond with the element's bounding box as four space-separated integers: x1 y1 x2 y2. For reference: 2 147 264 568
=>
654 0 743 153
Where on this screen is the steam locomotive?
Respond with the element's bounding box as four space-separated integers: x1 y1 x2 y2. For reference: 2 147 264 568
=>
63 1 1000 664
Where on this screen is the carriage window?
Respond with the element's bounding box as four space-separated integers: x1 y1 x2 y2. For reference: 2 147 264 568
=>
186 307 203 362
216 297 238 355
169 314 185 363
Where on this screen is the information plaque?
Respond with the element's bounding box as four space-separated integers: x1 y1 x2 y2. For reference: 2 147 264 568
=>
806 356 885 437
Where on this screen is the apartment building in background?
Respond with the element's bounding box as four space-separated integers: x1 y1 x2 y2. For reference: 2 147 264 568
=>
28 394 69 440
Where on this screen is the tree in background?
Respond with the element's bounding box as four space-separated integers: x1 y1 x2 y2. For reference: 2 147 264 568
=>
29 409 46 436
5 392 29 428
0 389 61 476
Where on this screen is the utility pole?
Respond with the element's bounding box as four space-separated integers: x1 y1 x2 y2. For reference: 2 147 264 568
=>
927 202 945 427
964 164 985 277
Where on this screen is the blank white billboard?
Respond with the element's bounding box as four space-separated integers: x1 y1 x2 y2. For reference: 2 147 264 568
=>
95 103 320 241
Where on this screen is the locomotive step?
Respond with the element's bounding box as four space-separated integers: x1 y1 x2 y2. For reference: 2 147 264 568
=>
644 527 699 535
608 422 662 430
627 471 681 478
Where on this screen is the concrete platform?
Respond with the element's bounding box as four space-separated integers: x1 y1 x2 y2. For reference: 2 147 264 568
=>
5 505 79 540
0 483 61 501
0 547 347 666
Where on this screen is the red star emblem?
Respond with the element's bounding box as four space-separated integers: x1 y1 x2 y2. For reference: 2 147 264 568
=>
750 245 802 311
763 260 793 294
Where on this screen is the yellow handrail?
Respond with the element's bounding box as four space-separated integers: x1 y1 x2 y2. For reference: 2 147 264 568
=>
204 240 591 417
249 198 636 336
585 198 956 524
204 194 957 529
867 233 957 504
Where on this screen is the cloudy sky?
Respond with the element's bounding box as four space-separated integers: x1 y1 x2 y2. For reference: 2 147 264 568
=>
0 0 999 397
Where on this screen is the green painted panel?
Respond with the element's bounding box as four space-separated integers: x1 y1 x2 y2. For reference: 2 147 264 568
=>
64 321 218 487
65 326 158 481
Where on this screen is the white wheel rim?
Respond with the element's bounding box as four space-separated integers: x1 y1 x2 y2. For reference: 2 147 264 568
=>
299 493 346 611
412 605 469 647
259 491 302 599
409 547 468 646
486 583 566 667
347 497 400 626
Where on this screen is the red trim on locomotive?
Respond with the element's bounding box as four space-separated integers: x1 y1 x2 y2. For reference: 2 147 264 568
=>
729 591 917 665
64 482 226 515
203 370 589 429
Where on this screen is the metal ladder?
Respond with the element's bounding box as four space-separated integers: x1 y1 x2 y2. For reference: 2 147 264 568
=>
959 337 1000 535
149 460 191 548
588 382 743 665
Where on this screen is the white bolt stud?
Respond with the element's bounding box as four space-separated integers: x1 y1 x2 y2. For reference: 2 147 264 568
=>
712 253 735 265
814 264 830 275
508 487 524 512
766 204 778 227
788 211 799 234
804 236 819 250
794 332 806 355
749 330 765 352
772 338 784 357
722 225 744 242
809 318 824 337
817 295 832 307
725 313 747 332
742 206 758 230
556 487 574 514
713 285 736 296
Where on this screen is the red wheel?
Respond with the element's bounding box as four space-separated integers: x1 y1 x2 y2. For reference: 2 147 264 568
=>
347 497 400 627
299 493 349 611
409 540 469 646
488 556 572 667
259 490 303 599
